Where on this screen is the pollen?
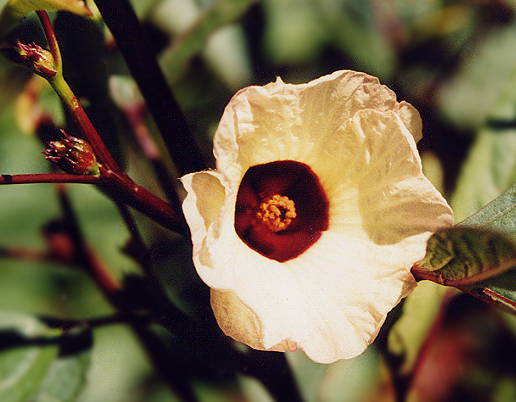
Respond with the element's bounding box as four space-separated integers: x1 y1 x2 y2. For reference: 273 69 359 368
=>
256 194 297 232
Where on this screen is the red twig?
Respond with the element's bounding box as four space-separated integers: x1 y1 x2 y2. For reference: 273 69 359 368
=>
55 184 121 294
100 167 187 233
36 11 120 172
36 11 61 70
0 171 186 233
0 246 49 262
122 104 182 208
0 173 101 185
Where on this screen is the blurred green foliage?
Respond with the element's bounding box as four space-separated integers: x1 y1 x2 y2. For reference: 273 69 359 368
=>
0 0 515 401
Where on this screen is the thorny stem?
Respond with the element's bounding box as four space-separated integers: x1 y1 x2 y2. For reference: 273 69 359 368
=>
94 0 207 175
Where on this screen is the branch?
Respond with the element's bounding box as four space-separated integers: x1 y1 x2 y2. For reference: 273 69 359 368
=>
122 103 182 208
55 184 121 294
36 11 120 172
36 10 61 71
94 0 207 175
101 168 187 234
0 173 100 185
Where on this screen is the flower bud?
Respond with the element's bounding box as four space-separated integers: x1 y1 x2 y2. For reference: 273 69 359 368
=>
13 41 57 79
44 130 100 175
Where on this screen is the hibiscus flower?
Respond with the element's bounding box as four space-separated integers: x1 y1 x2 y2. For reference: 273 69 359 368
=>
181 70 453 363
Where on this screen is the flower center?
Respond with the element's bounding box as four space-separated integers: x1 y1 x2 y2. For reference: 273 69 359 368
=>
257 194 297 232
234 160 329 262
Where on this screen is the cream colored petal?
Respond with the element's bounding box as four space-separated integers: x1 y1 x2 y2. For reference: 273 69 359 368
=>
181 170 228 267
182 71 446 364
211 289 265 350
213 70 420 183
397 101 423 143
344 109 453 245
183 183 421 362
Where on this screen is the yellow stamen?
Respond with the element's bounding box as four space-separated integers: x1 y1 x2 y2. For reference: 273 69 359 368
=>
256 194 296 232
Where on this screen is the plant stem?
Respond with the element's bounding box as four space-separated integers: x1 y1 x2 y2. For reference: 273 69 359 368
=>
0 173 100 185
100 167 187 234
36 11 62 71
35 10 118 171
33 10 187 233
0 171 186 233
94 0 207 175
49 74 120 171
56 184 121 294
123 104 182 208
0 246 49 261
42 312 149 330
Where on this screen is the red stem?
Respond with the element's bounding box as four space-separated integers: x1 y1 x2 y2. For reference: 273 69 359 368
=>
0 173 101 185
0 171 186 233
55 183 121 294
123 104 182 208
100 168 187 233
52 75 121 171
36 10 61 69
36 10 119 172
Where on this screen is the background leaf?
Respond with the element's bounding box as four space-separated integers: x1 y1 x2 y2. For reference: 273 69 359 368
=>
387 282 448 375
0 313 59 402
438 21 516 130
156 0 255 88
450 72 516 222
0 0 91 38
0 312 92 402
34 344 91 402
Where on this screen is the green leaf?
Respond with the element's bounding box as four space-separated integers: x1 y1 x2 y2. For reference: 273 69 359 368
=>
262 0 330 65
413 227 515 287
461 269 516 315
284 348 379 402
0 312 92 402
0 0 91 38
34 337 91 402
438 21 516 130
451 129 516 223
414 188 516 313
450 64 516 222
387 281 447 374
0 312 59 402
317 0 396 80
459 184 516 237
157 0 255 86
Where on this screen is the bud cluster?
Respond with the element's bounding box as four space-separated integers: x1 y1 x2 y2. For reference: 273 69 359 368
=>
14 41 57 79
44 130 100 175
